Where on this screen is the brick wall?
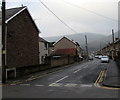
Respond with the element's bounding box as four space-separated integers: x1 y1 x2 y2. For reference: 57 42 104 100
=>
6 9 39 68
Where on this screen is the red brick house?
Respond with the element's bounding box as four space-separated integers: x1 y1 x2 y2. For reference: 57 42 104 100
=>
4 6 40 79
53 37 82 56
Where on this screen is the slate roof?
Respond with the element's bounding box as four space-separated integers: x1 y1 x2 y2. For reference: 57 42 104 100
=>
53 36 78 46
39 37 49 43
6 6 26 21
4 6 40 32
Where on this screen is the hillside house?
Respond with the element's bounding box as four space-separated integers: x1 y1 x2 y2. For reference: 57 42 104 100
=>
98 39 120 60
53 37 82 56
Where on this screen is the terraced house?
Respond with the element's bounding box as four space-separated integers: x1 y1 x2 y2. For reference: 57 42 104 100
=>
3 6 40 80
53 37 83 56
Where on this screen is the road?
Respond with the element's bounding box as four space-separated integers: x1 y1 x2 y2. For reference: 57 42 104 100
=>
2 58 119 98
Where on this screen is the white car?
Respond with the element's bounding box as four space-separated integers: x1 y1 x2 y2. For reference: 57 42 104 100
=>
101 56 109 63
98 55 102 59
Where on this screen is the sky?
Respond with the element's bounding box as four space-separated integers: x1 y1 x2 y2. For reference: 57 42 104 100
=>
4 0 119 37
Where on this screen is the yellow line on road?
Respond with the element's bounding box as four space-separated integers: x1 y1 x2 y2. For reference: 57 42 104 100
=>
94 70 120 90
2 69 63 86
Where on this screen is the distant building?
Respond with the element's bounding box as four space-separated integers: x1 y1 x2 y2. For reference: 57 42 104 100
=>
39 37 49 64
48 42 55 55
98 39 120 60
53 37 83 56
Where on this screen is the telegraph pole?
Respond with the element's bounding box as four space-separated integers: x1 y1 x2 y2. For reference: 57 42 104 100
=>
85 35 88 60
112 29 114 44
112 29 115 60
2 0 6 83
100 42 102 55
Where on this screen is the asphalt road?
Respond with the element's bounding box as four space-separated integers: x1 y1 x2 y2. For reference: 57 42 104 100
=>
2 58 119 98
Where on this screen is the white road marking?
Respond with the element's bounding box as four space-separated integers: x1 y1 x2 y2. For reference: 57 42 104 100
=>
73 69 81 73
64 83 77 87
55 76 68 83
20 84 30 86
83 65 88 68
10 84 16 86
49 83 62 87
80 84 93 87
35 84 44 87
49 76 68 86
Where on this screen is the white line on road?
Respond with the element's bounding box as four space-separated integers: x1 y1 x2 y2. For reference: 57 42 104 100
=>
83 65 88 68
73 69 81 73
35 84 44 87
49 83 62 87
64 83 77 87
20 84 30 86
55 76 68 83
49 76 68 86
80 84 93 87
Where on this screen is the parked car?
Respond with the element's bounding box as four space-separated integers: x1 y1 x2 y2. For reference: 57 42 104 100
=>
95 55 99 58
98 55 102 59
79 56 83 61
101 56 109 63
88 56 93 60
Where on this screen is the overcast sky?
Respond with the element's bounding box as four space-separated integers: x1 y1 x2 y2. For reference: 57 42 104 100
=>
6 0 119 37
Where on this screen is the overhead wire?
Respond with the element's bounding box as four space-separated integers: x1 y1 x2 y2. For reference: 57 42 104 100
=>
62 0 118 23
38 0 78 34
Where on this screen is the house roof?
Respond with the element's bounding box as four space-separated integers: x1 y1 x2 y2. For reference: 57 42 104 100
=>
53 36 78 46
49 42 55 47
39 37 49 43
5 6 40 32
6 6 26 22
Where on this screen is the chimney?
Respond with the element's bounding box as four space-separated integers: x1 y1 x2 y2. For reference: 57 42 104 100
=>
21 4 24 7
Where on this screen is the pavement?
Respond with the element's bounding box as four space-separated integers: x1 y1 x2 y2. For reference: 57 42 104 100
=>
103 60 120 88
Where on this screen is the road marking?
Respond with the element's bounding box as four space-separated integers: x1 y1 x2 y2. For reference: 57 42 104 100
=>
64 83 77 87
55 76 68 83
49 76 68 86
94 70 120 90
49 83 62 87
83 65 88 68
81 84 93 87
20 84 30 86
35 84 44 87
73 69 81 73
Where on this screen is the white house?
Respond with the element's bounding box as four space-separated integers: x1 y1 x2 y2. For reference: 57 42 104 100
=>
39 37 49 64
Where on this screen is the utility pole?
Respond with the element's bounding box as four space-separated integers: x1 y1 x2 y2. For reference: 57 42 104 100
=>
112 29 115 60
2 0 6 83
112 29 114 44
85 35 88 60
100 42 101 55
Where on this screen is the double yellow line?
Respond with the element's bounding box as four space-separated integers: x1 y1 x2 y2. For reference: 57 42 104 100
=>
94 70 120 90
